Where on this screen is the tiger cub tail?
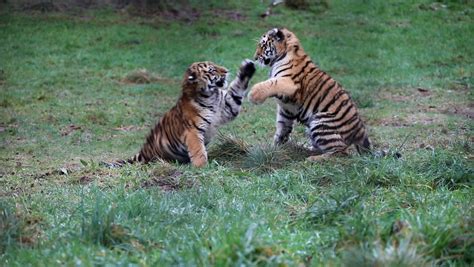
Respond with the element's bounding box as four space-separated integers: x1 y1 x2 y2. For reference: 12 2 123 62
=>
355 134 372 155
101 153 145 168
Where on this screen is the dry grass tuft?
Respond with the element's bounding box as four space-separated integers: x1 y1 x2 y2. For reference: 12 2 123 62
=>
208 133 250 161
120 68 164 84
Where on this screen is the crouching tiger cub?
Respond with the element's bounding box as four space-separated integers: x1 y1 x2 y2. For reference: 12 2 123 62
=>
249 28 371 160
110 60 255 167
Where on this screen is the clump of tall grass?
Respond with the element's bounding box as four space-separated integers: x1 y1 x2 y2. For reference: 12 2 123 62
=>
209 133 313 172
208 133 250 161
343 239 428 267
0 201 43 253
240 141 313 173
79 189 153 251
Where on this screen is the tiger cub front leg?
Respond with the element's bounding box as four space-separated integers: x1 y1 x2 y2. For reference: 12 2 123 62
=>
248 77 298 104
274 105 296 145
185 130 208 167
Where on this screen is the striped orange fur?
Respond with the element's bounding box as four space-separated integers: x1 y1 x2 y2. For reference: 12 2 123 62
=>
249 28 371 160
110 60 255 167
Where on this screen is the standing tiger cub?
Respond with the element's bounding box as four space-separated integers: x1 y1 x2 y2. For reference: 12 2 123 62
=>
111 60 255 167
249 28 371 160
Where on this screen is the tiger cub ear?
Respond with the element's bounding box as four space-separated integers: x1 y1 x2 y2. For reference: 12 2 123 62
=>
187 70 197 82
274 28 285 42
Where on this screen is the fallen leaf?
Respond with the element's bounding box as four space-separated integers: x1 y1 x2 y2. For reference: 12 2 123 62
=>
416 87 431 96
113 125 143 132
61 124 81 136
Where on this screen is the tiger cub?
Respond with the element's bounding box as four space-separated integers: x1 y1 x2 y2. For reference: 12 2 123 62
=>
248 28 371 160
112 60 255 167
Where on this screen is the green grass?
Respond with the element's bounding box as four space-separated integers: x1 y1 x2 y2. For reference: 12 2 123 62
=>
1 0 473 265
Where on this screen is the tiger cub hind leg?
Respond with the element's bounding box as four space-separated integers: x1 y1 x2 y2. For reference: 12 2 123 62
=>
306 134 349 162
306 116 350 162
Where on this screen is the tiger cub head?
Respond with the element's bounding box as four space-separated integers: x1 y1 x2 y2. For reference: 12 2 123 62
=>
183 61 228 97
254 28 297 67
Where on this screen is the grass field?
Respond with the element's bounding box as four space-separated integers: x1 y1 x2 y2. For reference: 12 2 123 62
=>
1 0 473 265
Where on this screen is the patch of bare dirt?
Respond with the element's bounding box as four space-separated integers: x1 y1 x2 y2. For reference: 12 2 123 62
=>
378 92 413 102
388 19 411 28
120 69 169 84
378 87 434 102
141 168 197 192
376 113 445 127
60 124 81 136
217 10 246 21
21 1 60 12
77 175 94 184
113 125 146 132
441 104 474 120
0 69 5 85
416 87 432 96
131 7 201 23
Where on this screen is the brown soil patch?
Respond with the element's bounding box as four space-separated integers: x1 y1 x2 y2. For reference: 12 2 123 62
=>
113 125 146 132
377 113 445 127
378 92 412 102
0 69 5 85
416 87 432 97
120 69 165 84
157 8 200 23
78 175 94 184
441 104 474 120
378 87 433 103
141 169 197 192
60 124 81 136
119 69 177 85
217 10 246 21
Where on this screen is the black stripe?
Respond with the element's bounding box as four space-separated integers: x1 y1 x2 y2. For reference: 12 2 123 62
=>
312 114 359 132
341 120 362 137
197 114 211 125
196 100 214 111
316 137 343 146
301 66 318 84
293 45 299 53
305 69 324 87
192 122 206 134
325 103 354 123
230 92 242 105
273 52 287 64
299 77 331 121
314 79 336 107
301 71 327 106
279 110 297 120
274 65 293 77
313 76 333 105
225 101 238 117
345 122 364 142
326 98 351 118
275 59 292 70
199 92 211 98
320 89 345 113
292 59 312 79
311 130 337 139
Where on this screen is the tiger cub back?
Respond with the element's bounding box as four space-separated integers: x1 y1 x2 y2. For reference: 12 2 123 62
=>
249 28 371 159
